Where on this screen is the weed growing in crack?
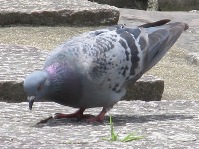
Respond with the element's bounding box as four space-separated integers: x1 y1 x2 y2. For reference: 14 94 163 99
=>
102 116 144 142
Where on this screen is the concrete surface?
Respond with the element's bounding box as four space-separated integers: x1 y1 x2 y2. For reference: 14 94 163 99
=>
89 0 199 11
158 0 199 11
0 100 199 148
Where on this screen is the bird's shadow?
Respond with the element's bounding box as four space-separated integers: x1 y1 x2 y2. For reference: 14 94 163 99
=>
33 114 194 128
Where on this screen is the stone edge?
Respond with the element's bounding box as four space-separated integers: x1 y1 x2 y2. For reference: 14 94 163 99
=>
0 75 164 102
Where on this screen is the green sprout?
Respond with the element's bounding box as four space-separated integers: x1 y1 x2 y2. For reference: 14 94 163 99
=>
103 116 144 142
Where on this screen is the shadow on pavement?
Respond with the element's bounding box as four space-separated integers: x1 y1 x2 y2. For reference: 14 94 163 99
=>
33 114 194 128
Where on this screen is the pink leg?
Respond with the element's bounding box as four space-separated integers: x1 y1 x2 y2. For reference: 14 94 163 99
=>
54 108 94 119
87 107 109 123
37 108 93 124
37 107 111 124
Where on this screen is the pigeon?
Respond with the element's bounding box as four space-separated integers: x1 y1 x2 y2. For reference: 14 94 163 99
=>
24 19 188 122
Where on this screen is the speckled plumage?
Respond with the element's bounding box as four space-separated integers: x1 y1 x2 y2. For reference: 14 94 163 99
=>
24 20 189 122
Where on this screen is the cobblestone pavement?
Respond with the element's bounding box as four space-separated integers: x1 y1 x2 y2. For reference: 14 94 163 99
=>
0 100 199 148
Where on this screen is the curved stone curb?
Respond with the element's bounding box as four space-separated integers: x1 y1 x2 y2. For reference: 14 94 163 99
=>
0 0 119 26
0 44 164 102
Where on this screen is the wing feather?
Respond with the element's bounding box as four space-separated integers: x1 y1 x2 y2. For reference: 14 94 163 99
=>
44 21 188 94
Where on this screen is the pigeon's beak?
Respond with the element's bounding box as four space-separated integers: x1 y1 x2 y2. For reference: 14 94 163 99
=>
27 96 35 110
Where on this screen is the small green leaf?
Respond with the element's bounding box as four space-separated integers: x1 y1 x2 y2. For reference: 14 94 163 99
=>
110 116 119 141
121 133 144 142
102 116 144 142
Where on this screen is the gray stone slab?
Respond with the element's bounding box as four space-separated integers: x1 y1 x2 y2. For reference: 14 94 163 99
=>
158 0 199 11
124 75 163 101
0 44 164 102
0 100 199 148
88 0 199 11
0 0 119 26
88 0 148 10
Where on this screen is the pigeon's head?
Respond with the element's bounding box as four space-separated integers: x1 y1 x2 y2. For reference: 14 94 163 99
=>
24 70 49 110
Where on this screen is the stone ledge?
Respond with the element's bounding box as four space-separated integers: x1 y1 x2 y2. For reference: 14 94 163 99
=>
0 0 119 26
158 0 199 11
0 44 164 102
90 0 199 11
0 75 164 102
88 0 148 10
124 75 164 101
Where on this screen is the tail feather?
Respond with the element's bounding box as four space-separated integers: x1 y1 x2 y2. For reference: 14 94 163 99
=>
139 19 171 28
143 22 189 72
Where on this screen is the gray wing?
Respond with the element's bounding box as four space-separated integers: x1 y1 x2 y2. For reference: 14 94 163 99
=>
44 24 126 68
44 20 188 93
143 22 188 72
87 21 188 92
86 27 144 92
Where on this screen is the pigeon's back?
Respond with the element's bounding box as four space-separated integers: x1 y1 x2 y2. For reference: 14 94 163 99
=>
43 20 188 108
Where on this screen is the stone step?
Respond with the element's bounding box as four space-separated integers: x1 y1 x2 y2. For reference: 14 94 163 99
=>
0 44 164 102
0 0 119 26
89 0 199 11
88 0 149 10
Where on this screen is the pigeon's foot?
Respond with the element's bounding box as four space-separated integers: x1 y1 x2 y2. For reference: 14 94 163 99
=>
54 113 95 119
36 107 110 123
54 108 94 119
36 108 93 125
54 107 109 123
36 116 54 125
86 116 104 123
86 107 108 123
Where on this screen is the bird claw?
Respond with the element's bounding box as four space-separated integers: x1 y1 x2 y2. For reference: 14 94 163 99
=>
37 107 106 124
54 113 102 123
36 113 103 125
54 113 67 119
36 116 53 125
53 112 95 120
86 116 104 123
